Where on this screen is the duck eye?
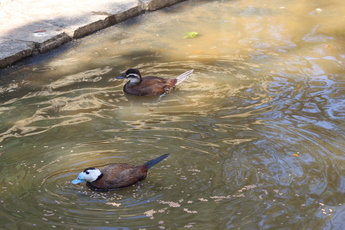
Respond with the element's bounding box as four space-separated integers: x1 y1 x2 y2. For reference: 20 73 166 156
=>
86 171 89 175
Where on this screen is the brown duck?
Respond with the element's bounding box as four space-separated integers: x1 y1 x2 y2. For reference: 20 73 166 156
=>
71 153 170 191
116 69 193 96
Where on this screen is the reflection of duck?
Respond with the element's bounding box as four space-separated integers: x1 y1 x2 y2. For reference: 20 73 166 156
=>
71 154 170 191
116 69 193 96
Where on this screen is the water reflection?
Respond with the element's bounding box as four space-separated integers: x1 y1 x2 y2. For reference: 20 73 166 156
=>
1 0 345 229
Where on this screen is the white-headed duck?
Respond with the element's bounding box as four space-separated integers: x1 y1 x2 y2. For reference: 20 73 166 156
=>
116 69 193 96
72 153 170 191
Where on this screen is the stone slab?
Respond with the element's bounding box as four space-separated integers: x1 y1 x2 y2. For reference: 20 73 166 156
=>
1 0 142 38
0 39 34 69
0 10 71 54
0 0 187 69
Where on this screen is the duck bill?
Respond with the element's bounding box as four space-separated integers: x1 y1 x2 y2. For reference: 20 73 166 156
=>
71 178 85 184
71 172 86 184
116 73 126 79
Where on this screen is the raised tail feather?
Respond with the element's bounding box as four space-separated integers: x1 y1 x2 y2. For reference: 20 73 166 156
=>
143 153 170 169
175 69 193 85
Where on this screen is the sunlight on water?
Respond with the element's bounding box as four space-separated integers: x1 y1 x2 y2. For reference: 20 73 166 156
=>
1 0 345 229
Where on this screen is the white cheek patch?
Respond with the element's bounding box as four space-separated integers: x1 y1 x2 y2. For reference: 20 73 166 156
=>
127 73 140 84
85 169 102 182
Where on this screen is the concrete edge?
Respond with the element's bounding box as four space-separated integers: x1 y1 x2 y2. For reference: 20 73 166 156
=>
0 45 34 69
0 0 187 70
37 32 72 54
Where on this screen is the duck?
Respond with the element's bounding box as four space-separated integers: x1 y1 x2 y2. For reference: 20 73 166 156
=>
116 69 193 96
71 153 170 191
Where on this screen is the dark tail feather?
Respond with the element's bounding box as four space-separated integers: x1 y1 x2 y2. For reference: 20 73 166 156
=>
143 153 170 169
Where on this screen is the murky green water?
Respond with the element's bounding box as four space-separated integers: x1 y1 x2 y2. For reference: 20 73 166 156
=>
1 0 345 229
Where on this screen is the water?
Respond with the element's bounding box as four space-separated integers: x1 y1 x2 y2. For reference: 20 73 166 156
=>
1 0 345 229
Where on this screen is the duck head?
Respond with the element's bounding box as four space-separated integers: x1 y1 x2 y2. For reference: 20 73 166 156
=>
71 167 103 184
116 69 142 86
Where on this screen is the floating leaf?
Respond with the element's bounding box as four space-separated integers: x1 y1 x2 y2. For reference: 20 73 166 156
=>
292 153 299 157
184 32 198 39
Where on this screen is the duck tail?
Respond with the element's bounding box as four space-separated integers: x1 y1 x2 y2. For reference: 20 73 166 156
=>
175 69 193 85
143 153 170 169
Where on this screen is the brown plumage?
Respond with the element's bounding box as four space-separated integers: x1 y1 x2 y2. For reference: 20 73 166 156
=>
71 154 170 192
87 163 148 191
116 69 193 96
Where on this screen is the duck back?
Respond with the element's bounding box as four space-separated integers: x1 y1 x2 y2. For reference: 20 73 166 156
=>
124 76 178 96
87 163 148 191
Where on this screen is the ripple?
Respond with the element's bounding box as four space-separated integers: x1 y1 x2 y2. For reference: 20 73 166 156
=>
2 0 345 229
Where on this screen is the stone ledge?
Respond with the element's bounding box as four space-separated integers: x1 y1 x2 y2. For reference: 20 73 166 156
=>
0 39 34 69
36 32 72 53
73 4 144 39
0 0 188 69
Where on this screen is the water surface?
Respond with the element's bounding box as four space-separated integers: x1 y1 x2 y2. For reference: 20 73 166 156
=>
1 0 345 229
